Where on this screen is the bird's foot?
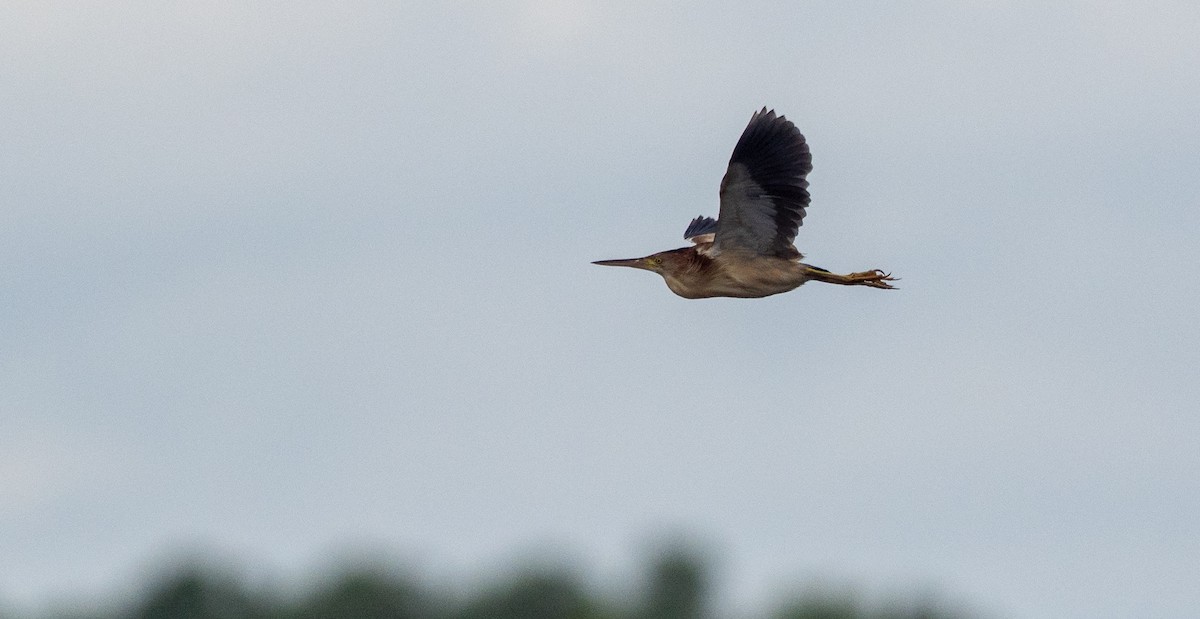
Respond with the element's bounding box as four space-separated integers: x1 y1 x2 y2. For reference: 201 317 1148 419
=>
807 267 898 289
847 270 898 289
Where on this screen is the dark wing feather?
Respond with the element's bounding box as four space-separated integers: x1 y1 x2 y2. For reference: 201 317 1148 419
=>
713 108 812 257
683 215 718 240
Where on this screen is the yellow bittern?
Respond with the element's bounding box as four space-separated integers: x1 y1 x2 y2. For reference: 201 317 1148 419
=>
594 108 895 298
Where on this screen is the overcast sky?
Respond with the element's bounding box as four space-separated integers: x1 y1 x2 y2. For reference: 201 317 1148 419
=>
3 2 1199 617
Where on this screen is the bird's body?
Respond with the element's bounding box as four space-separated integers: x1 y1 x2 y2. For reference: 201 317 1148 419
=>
595 108 895 297
646 246 810 299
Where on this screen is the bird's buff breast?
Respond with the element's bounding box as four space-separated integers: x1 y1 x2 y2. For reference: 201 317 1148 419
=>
663 259 809 299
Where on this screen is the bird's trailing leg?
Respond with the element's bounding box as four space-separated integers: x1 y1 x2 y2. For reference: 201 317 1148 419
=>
805 266 897 289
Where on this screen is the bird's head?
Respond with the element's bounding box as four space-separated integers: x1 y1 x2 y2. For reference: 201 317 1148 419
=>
592 249 688 275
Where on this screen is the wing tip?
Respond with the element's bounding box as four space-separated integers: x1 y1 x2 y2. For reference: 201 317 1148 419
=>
732 108 808 167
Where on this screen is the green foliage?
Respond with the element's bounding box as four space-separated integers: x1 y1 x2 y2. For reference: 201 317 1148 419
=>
298 570 440 619
454 571 611 619
773 594 861 619
14 550 971 619
128 568 274 619
773 592 963 619
632 549 709 619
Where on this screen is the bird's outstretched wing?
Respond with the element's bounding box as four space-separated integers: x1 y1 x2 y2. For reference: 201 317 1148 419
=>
713 108 812 257
683 215 718 244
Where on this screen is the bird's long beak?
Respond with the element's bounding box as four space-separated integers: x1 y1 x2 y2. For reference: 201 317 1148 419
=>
592 257 650 270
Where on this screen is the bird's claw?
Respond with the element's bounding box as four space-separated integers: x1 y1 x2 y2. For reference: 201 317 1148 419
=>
849 269 898 289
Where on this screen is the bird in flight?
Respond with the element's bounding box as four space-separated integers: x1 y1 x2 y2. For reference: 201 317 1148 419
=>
594 108 895 298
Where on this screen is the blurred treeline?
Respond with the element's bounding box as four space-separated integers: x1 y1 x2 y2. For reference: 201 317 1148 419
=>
10 548 971 619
